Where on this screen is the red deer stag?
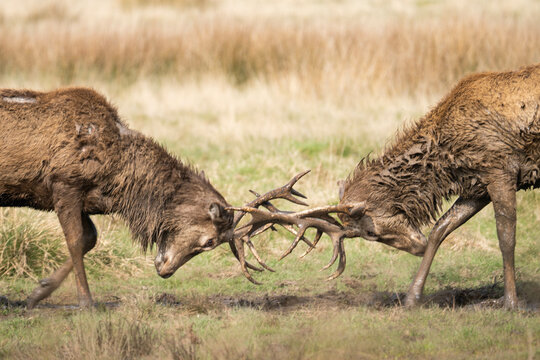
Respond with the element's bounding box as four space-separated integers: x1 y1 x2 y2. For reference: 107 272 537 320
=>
231 64 540 309
0 87 261 309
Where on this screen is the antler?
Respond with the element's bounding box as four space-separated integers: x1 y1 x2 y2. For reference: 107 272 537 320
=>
228 170 312 284
229 170 364 283
230 204 359 281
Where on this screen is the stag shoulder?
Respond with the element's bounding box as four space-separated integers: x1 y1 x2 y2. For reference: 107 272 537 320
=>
430 65 540 137
0 87 149 209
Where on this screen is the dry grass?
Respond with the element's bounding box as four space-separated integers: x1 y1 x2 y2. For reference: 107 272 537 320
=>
1 1 539 101
119 0 211 9
0 210 147 283
0 210 65 280
61 314 155 360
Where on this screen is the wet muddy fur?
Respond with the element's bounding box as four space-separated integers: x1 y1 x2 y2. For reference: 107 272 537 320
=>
341 64 540 309
0 87 231 308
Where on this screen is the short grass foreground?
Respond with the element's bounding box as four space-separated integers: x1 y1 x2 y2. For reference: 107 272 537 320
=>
0 193 538 359
1 0 540 359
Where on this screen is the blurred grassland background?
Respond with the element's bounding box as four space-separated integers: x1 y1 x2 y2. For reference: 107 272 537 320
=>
0 0 539 359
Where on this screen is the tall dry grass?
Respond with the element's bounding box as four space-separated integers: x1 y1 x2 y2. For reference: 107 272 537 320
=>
1 6 539 100
61 315 155 360
0 211 65 280
58 310 201 360
0 210 147 282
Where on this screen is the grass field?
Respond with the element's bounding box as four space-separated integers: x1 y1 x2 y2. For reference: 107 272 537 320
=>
0 0 539 359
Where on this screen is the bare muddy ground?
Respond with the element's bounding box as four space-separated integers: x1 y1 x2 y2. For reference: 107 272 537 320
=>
3 281 538 313
155 281 540 313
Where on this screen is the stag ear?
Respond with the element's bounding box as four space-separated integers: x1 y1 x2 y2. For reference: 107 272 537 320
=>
348 202 366 218
337 180 345 200
209 202 226 224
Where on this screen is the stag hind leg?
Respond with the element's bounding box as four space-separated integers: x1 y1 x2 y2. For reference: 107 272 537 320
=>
487 179 519 309
405 197 490 307
27 213 97 309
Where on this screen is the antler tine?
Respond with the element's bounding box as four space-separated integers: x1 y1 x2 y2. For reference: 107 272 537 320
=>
330 239 347 280
228 240 264 272
299 230 323 258
245 238 276 272
249 189 316 251
279 204 354 260
227 170 312 284
278 223 312 260
231 237 262 285
246 170 310 209
280 217 348 280
279 215 347 279
232 170 310 227
324 235 347 281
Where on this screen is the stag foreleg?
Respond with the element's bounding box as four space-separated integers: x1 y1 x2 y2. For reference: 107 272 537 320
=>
405 196 489 307
27 213 97 309
487 179 519 309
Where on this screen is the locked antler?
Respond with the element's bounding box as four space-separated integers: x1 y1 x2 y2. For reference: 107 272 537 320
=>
228 170 312 284
229 170 362 284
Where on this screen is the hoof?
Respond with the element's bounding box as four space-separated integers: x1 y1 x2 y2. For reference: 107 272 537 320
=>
78 299 95 309
404 294 421 308
503 296 521 310
26 278 57 309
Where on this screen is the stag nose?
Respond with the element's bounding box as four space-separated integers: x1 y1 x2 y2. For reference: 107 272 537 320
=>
154 252 174 278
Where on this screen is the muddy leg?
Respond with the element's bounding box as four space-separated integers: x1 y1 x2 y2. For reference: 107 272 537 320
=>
27 213 97 309
405 197 489 307
487 180 519 309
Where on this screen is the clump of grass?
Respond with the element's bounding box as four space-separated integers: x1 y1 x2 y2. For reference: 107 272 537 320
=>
60 310 202 360
0 212 147 282
0 213 65 281
84 221 148 278
61 315 155 360
166 324 200 360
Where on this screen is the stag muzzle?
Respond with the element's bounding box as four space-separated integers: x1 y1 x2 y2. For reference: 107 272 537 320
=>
154 249 199 278
379 232 427 257
154 252 174 278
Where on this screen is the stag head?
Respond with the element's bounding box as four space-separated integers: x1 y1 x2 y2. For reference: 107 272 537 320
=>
338 178 427 256
154 190 235 278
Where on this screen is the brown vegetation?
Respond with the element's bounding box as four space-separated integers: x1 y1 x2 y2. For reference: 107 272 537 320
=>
1 10 539 100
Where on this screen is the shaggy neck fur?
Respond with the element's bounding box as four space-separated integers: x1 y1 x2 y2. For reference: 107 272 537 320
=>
345 118 464 229
106 133 214 251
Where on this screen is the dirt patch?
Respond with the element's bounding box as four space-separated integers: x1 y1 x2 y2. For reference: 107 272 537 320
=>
154 292 183 306
0 295 122 312
211 294 304 310
369 284 506 309
0 295 26 309
2 281 538 314
153 281 539 313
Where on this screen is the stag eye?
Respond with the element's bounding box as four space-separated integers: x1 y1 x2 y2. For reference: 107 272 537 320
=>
366 230 377 238
204 238 215 248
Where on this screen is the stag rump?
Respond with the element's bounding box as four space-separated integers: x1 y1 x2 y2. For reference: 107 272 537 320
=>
235 64 540 310
0 87 238 308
